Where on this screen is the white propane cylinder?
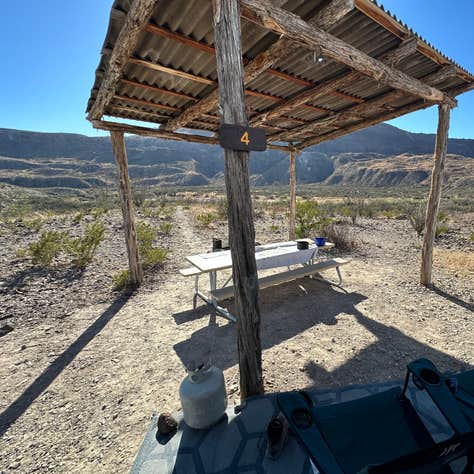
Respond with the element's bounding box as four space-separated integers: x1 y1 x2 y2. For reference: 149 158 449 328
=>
179 365 228 429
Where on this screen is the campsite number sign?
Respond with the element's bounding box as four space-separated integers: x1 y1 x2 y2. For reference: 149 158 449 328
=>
219 124 267 152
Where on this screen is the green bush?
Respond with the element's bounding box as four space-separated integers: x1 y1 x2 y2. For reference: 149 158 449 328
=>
215 198 228 220
195 212 215 228
435 212 449 238
66 221 106 268
72 211 85 225
28 230 67 267
113 269 131 291
343 195 366 224
136 221 168 268
470 231 474 242
295 201 332 239
159 221 173 235
405 201 426 237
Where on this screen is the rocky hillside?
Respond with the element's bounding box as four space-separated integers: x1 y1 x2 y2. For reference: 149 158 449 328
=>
0 124 473 188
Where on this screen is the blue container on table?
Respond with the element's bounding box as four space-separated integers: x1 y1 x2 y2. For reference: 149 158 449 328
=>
315 237 327 247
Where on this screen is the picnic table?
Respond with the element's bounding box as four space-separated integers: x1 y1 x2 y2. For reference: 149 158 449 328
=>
180 240 347 322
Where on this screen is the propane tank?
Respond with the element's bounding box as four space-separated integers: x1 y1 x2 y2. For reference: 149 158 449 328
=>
179 364 228 429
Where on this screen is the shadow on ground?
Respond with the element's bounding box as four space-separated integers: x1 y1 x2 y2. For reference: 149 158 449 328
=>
0 294 130 437
173 278 367 372
0 265 85 294
430 284 473 313
173 278 473 390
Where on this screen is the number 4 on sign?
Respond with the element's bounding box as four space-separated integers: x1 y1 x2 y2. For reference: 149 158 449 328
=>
240 131 250 145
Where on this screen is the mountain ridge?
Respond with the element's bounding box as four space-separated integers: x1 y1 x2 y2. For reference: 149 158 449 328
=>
0 124 473 188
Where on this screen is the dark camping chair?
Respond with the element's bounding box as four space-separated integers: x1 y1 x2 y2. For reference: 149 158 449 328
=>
453 369 474 423
277 359 474 474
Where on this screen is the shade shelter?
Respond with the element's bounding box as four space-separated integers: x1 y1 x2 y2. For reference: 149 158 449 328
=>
87 0 474 398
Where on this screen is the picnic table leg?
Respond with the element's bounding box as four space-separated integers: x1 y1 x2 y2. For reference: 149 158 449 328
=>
208 271 237 323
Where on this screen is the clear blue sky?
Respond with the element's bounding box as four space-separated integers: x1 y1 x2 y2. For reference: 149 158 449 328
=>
0 0 473 138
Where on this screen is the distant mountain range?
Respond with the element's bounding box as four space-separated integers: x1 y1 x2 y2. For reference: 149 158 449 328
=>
0 124 473 189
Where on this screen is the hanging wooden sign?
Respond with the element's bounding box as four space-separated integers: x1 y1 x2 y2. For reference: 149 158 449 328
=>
218 124 267 152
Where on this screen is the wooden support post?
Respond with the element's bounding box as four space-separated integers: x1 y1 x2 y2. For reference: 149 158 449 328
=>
420 104 451 286
213 0 263 398
289 150 297 240
110 131 143 286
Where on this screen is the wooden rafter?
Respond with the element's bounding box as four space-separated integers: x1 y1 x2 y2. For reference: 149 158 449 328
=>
88 0 158 120
295 80 465 150
239 0 455 107
120 78 199 102
144 9 362 103
92 120 290 151
251 37 419 128
272 65 457 142
161 0 355 131
128 57 216 85
113 94 180 112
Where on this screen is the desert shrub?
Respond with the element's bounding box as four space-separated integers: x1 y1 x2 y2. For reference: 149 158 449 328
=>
405 201 426 237
66 221 106 268
269 224 280 232
136 221 168 268
215 198 228 220
159 221 173 235
195 212 215 228
295 201 332 239
23 216 46 232
27 230 68 267
72 211 85 225
90 207 107 219
113 269 131 291
435 212 449 238
343 194 366 225
470 231 474 242
321 223 357 252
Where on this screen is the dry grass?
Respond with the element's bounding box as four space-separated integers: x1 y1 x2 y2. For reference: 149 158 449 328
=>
434 249 474 277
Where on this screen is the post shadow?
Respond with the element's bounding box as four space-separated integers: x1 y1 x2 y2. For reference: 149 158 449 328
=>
0 294 130 437
429 285 473 313
173 278 368 372
303 309 473 390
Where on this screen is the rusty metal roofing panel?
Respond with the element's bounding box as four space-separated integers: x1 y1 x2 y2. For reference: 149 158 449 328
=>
87 0 474 146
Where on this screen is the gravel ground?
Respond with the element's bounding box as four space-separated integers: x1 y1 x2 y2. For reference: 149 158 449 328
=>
0 206 472 473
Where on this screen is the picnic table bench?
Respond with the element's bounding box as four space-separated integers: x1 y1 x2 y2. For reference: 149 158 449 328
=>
179 240 349 322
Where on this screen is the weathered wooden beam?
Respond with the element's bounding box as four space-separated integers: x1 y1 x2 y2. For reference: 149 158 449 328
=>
275 65 457 142
239 0 455 106
420 104 451 286
298 100 432 149
288 150 297 240
107 105 171 123
88 0 158 120
120 78 199 102
128 57 216 85
145 12 361 102
110 131 143 286
213 0 264 398
93 119 290 151
162 0 355 131
251 37 419 127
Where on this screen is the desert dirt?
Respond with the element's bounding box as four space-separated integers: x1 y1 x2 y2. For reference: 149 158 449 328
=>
0 205 473 473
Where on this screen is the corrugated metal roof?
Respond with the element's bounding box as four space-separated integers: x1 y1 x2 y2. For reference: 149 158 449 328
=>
87 0 474 147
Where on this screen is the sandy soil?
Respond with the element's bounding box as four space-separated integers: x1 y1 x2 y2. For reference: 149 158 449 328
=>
0 207 473 473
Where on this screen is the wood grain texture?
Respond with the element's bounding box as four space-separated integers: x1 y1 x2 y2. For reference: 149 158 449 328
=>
93 120 290 151
162 0 354 132
88 0 158 120
274 64 457 142
213 0 263 398
288 151 297 240
251 37 419 128
420 104 451 286
240 0 455 106
110 131 143 286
